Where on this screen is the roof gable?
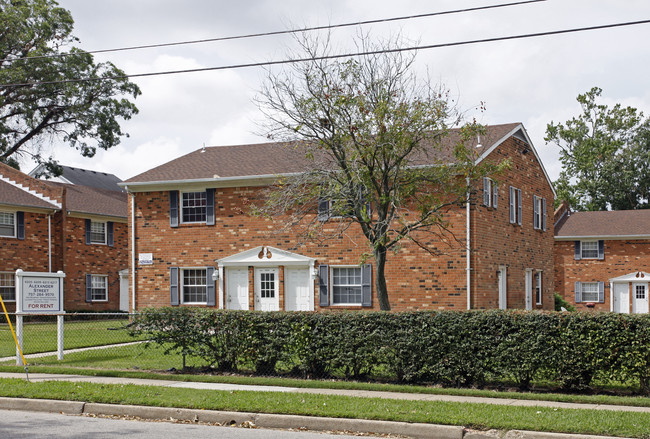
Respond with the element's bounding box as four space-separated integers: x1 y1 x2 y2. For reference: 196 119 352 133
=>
217 246 315 267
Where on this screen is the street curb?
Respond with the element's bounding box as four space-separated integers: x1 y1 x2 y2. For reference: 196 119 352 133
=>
84 402 464 439
0 397 85 414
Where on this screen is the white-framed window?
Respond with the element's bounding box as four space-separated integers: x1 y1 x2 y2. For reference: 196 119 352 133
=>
0 211 16 238
181 191 207 223
535 271 543 305
581 282 600 302
533 195 547 231
509 186 522 225
90 275 108 301
0 272 16 302
483 178 498 208
331 266 362 305
90 221 106 244
181 268 207 304
636 285 646 300
581 241 599 259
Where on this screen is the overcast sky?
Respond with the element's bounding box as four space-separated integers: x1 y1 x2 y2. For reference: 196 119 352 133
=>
26 0 650 182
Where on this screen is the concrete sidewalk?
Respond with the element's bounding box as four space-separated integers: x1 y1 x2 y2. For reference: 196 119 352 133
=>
0 372 641 439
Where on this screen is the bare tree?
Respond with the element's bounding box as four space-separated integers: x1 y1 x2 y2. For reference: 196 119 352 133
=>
255 33 502 310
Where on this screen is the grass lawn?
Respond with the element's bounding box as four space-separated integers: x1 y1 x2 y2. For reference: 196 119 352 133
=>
0 377 648 438
0 319 141 357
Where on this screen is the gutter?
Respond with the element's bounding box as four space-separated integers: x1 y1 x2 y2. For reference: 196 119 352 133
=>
555 235 650 240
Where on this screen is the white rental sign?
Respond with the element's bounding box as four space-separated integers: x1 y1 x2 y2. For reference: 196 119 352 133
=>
16 270 65 314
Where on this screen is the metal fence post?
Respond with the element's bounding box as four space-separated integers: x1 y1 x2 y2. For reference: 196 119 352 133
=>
16 315 23 366
57 314 64 360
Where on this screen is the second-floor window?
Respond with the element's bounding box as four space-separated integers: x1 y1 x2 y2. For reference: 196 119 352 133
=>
509 186 522 225
182 191 207 223
574 240 604 260
483 178 498 208
533 195 547 231
90 221 106 244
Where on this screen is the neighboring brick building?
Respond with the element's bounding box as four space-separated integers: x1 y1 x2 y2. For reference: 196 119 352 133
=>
122 123 555 312
555 208 650 313
0 163 128 312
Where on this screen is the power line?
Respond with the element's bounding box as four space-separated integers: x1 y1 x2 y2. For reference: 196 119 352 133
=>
2 18 649 88
1 0 545 64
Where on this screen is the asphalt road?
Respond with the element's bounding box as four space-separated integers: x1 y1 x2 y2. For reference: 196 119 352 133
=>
0 409 370 439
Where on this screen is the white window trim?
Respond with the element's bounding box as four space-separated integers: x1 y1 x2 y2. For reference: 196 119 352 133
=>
581 282 600 302
509 186 522 226
180 191 208 224
535 270 543 305
330 265 363 306
0 211 16 238
90 275 109 302
180 267 208 304
90 220 107 245
483 178 498 208
580 240 599 259
0 271 16 302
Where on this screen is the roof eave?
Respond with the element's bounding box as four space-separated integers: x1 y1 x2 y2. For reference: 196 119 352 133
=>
555 234 650 240
120 173 299 192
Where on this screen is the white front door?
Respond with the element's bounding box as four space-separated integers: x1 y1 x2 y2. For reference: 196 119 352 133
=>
633 283 649 314
285 268 312 311
525 269 533 310
119 272 129 312
255 268 279 311
613 283 630 314
226 268 249 310
498 267 507 310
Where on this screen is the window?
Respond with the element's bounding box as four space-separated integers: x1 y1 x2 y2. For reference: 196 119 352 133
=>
332 267 362 305
636 285 646 300
581 241 599 259
0 272 16 302
182 268 207 303
509 186 522 225
181 191 207 223
90 275 108 301
90 221 106 244
483 178 498 208
535 271 542 305
581 282 600 302
0 212 15 237
259 271 276 298
533 196 547 231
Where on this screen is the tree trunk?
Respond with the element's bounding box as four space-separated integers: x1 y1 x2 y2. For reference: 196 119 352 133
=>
374 246 391 311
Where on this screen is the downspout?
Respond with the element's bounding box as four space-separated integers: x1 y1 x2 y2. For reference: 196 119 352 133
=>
48 213 52 272
127 188 136 313
466 178 471 310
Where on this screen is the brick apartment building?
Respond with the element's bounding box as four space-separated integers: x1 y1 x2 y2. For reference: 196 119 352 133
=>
555 206 650 313
122 123 555 312
0 163 129 312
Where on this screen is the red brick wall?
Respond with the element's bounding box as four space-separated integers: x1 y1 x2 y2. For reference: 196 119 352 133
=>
130 136 554 312
471 137 555 310
62 217 128 311
555 239 650 311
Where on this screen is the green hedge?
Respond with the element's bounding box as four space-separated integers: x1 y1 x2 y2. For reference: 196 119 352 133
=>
130 308 650 393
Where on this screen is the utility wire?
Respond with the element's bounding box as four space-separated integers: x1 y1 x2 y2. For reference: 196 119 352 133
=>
0 0 545 64
2 18 649 88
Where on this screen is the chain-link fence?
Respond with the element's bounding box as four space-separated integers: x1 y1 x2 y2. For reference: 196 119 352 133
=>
0 313 175 369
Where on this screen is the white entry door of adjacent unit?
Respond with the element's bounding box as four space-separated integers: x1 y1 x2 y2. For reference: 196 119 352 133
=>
498 267 507 310
119 273 129 312
255 267 280 311
613 283 630 314
226 267 249 310
633 283 649 314
524 269 533 310
285 267 312 311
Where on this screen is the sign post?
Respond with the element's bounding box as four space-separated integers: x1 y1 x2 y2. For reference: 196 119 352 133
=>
15 270 66 364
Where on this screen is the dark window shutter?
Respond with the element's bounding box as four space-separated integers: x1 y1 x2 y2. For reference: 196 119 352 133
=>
17 211 25 240
206 189 215 226
598 281 605 303
509 187 515 224
533 196 539 229
483 178 490 206
598 240 605 260
361 264 372 307
542 198 547 231
86 274 92 302
575 281 582 303
517 189 522 226
107 222 114 247
206 267 216 306
318 264 329 306
317 197 329 222
574 241 582 260
170 267 180 306
492 183 498 209
169 191 179 228
85 219 91 244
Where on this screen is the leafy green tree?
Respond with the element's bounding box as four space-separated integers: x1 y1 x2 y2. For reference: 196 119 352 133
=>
545 87 648 210
0 0 140 174
256 34 503 310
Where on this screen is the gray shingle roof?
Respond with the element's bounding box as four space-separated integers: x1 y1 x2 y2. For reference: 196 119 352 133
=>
57 165 124 192
555 210 650 238
0 180 59 210
124 123 521 184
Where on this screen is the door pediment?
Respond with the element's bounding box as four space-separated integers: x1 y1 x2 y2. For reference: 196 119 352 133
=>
217 246 315 267
610 271 650 282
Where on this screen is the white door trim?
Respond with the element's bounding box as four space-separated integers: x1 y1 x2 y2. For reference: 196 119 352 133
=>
498 266 507 310
525 269 533 310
